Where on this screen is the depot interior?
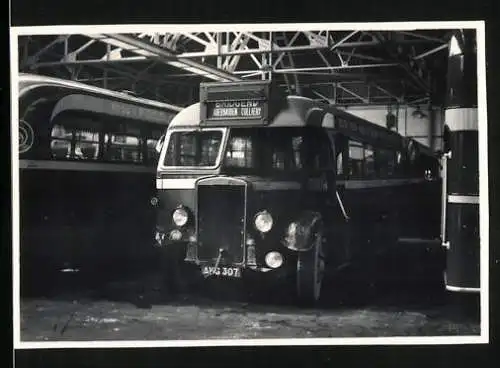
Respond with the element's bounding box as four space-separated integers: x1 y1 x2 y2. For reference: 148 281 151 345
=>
18 30 455 150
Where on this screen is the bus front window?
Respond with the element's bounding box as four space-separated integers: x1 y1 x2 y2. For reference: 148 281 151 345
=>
163 129 223 167
223 128 307 172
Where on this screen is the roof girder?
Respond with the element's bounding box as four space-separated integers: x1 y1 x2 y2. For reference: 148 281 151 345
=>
20 29 451 107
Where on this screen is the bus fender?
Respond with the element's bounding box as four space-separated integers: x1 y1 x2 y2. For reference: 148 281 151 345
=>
282 211 323 252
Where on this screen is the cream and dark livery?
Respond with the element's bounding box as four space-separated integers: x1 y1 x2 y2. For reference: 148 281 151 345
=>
154 80 440 304
441 30 480 293
18 73 182 280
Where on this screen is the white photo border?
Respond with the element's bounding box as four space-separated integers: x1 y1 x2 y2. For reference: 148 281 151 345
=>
10 20 489 349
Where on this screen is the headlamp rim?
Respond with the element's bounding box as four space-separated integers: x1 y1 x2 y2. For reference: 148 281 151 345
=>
172 205 189 227
254 210 273 233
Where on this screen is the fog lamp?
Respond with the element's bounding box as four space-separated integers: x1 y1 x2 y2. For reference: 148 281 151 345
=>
265 251 283 269
169 229 183 241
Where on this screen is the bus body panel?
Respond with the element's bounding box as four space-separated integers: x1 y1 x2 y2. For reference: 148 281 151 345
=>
17 74 180 289
155 82 442 289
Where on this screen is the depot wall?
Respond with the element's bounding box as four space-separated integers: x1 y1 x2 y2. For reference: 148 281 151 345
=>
342 105 443 151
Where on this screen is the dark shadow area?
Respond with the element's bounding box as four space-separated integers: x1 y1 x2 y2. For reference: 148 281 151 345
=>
19 238 479 328
18 235 483 342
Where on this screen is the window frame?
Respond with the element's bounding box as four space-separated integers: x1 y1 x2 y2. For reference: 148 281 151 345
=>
159 127 228 170
375 147 398 179
363 143 376 178
50 123 74 160
347 139 365 179
103 132 144 164
220 126 335 174
49 118 102 161
73 130 101 161
343 136 405 180
224 133 259 170
48 111 163 166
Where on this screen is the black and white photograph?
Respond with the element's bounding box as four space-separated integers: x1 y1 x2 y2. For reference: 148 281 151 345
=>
11 22 489 347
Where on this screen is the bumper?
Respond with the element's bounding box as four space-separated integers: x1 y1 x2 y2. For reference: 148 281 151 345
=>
155 235 295 277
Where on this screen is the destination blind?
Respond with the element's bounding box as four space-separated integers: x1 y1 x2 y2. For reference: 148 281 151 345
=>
207 100 264 120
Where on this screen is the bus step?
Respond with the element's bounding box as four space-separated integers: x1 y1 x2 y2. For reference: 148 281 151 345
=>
397 237 442 246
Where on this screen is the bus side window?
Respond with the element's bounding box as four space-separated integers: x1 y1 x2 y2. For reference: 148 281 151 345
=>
291 136 305 170
270 134 304 171
50 124 72 159
105 133 142 163
226 136 254 168
364 144 375 178
334 134 347 177
376 148 396 178
337 152 343 176
348 140 364 179
74 129 100 160
51 114 103 161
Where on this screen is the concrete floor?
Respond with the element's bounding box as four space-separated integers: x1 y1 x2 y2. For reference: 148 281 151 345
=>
18 247 480 342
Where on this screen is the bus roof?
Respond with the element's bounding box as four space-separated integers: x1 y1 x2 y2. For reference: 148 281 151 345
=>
168 94 410 149
170 95 391 130
18 73 183 113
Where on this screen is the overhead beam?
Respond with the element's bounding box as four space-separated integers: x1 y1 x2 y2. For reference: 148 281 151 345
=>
371 83 402 103
85 33 241 82
396 31 447 43
312 90 333 104
407 96 430 105
334 41 379 47
105 33 241 82
413 43 448 60
29 56 151 69
51 61 188 90
330 31 359 50
22 35 69 68
176 43 328 58
179 32 212 46
273 63 399 73
272 32 301 68
336 51 387 63
371 32 431 93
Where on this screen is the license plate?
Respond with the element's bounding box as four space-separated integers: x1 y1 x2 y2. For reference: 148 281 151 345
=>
202 266 242 278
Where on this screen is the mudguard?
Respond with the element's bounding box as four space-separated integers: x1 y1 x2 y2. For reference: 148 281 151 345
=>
283 210 323 252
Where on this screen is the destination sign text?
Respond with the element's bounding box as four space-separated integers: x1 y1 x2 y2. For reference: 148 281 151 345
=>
208 100 264 119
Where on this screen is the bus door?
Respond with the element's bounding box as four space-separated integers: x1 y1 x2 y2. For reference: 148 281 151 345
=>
330 133 352 263
304 128 336 208
329 133 349 221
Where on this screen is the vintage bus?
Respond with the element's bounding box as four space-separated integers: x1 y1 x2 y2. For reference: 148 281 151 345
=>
153 80 441 304
17 73 182 287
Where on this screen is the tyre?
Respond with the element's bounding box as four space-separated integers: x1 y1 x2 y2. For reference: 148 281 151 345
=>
296 229 326 306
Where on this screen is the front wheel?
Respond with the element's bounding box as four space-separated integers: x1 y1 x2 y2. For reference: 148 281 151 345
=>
296 230 326 306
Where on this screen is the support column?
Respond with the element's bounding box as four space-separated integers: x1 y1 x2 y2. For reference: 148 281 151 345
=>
443 29 479 292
